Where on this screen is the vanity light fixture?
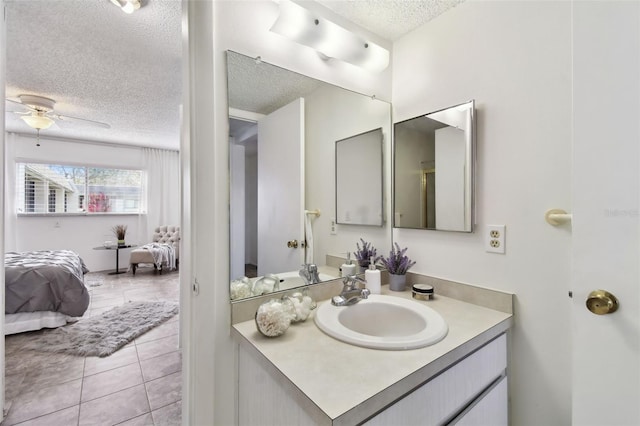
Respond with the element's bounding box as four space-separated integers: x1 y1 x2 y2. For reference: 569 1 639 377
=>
110 0 141 14
270 0 389 73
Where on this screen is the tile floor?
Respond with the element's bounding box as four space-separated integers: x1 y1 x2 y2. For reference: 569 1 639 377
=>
2 269 181 426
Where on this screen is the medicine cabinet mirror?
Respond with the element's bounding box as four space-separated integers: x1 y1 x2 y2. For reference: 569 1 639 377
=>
335 128 384 226
393 100 475 232
227 50 392 301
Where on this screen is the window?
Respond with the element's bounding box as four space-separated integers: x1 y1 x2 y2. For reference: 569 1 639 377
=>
16 163 146 215
48 189 56 213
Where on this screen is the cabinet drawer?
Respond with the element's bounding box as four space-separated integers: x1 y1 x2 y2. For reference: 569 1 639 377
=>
365 334 507 426
453 375 508 426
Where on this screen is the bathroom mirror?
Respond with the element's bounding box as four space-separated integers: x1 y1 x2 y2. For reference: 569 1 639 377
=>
393 100 475 232
227 51 392 301
336 128 384 226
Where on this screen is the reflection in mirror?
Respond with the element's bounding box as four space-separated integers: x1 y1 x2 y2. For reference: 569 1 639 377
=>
227 50 392 301
336 128 383 226
393 100 475 232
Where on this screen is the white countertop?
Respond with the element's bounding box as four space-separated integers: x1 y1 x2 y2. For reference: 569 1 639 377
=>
232 286 512 425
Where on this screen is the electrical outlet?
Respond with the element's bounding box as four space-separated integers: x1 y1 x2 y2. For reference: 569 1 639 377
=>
330 218 337 235
485 225 506 254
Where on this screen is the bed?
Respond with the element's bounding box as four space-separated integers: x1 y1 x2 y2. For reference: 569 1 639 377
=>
4 250 90 335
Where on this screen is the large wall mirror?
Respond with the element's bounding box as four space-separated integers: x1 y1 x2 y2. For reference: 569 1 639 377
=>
227 51 392 301
393 100 475 232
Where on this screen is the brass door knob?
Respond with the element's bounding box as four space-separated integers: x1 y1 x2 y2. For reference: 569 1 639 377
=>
586 290 619 315
287 240 298 249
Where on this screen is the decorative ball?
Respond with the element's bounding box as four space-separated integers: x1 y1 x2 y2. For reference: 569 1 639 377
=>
255 299 294 337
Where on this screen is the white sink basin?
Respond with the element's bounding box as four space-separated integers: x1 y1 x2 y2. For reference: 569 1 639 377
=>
314 294 448 350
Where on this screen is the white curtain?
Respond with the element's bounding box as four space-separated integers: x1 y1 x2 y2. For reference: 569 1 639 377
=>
4 133 17 251
142 147 180 240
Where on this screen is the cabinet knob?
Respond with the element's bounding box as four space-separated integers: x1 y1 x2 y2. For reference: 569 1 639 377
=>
287 240 298 249
586 290 619 315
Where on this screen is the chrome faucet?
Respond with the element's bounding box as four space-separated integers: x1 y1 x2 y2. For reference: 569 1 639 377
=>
331 275 371 306
299 263 320 285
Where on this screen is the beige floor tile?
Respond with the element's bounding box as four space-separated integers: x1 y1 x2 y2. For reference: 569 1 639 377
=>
135 320 179 344
140 351 182 382
4 372 26 404
151 401 181 426
115 412 154 426
145 371 182 411
90 296 125 309
2 379 82 426
81 362 144 402
136 334 179 361
84 346 139 377
22 356 85 388
11 405 80 426
78 384 150 426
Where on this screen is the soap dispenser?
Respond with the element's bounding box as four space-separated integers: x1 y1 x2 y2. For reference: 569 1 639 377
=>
341 252 356 277
365 256 381 294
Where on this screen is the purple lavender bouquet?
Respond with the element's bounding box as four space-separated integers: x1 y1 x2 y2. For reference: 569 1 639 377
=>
355 239 380 268
380 243 416 275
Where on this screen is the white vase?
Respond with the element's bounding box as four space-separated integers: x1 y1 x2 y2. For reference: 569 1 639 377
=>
388 273 407 291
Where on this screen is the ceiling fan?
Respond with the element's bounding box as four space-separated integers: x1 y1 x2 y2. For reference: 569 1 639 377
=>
6 94 111 131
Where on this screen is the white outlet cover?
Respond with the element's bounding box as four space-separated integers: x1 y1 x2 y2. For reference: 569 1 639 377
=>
485 225 506 254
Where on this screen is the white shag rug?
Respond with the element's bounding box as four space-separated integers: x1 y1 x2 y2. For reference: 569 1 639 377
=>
23 301 179 357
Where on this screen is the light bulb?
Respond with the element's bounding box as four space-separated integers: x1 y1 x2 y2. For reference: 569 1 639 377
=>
122 0 140 14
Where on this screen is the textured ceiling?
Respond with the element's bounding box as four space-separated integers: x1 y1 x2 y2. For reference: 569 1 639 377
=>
4 0 462 151
227 51 324 116
4 0 182 150
316 0 464 41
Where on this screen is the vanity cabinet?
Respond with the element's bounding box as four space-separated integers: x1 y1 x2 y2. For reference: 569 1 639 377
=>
364 334 507 425
237 333 507 425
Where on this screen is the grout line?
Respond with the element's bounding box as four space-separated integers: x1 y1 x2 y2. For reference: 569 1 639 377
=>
77 357 86 426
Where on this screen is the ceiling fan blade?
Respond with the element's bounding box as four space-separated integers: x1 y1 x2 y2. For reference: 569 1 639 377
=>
51 113 111 129
5 98 33 113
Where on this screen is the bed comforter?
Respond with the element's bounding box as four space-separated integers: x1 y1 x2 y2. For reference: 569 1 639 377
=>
5 250 90 317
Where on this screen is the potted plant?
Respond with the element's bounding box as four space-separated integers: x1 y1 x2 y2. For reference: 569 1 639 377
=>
380 243 416 291
354 239 380 273
112 225 128 247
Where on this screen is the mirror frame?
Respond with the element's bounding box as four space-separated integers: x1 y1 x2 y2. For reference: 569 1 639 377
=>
392 100 476 232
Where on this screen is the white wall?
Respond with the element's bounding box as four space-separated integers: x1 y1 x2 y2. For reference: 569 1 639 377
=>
305 83 392 264
392 1 572 425
6 134 148 272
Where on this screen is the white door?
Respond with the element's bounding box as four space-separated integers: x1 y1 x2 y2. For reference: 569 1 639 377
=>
572 1 639 424
229 138 245 280
257 98 304 276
